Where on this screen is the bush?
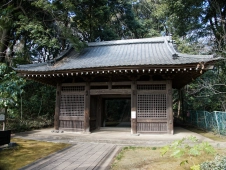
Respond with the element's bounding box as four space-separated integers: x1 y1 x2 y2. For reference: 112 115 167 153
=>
200 155 226 170
160 136 216 169
1 117 54 133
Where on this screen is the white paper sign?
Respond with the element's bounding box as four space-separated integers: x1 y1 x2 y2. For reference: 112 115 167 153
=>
0 114 5 121
131 111 136 118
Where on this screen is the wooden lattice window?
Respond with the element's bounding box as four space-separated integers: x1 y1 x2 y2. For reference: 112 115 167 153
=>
60 95 84 116
137 94 167 118
61 86 85 92
137 84 166 90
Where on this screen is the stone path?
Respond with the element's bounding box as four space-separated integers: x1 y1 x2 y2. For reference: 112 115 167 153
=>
20 143 118 170
15 127 226 170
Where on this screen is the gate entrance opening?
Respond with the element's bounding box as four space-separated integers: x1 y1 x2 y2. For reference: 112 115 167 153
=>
90 95 131 132
103 98 131 127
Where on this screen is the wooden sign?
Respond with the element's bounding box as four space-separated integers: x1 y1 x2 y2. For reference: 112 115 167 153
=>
131 111 136 118
0 114 5 121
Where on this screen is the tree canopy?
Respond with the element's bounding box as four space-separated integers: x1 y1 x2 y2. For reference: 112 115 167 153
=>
0 0 226 130
1 0 225 64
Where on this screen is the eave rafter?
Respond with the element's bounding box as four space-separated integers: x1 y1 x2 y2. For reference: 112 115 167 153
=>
17 62 214 89
20 64 209 78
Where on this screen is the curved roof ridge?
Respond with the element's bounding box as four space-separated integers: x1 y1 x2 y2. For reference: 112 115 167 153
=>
15 45 74 69
164 37 178 55
163 37 216 59
15 62 47 69
88 36 165 47
54 45 74 62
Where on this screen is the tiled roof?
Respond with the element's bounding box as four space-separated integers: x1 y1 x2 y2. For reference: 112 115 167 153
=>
15 36 219 72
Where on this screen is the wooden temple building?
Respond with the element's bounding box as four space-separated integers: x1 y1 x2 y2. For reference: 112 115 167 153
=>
15 36 219 134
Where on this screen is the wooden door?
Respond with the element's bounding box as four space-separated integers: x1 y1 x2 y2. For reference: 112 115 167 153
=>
136 82 171 133
59 84 85 131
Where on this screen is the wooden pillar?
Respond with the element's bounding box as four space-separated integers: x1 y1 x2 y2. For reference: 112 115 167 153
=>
54 83 61 130
167 80 173 134
84 82 90 133
131 81 137 134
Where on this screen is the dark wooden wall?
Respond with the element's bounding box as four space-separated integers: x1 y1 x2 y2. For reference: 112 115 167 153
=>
56 80 173 134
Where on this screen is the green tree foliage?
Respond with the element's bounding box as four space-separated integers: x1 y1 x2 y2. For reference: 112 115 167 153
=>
163 0 204 37
181 61 226 112
0 0 225 130
0 0 85 65
71 0 158 41
0 63 25 111
11 81 56 120
72 0 113 41
164 0 226 112
1 0 225 63
0 0 85 129
163 0 226 52
108 0 167 39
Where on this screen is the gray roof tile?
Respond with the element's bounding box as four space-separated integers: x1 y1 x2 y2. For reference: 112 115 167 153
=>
15 36 219 72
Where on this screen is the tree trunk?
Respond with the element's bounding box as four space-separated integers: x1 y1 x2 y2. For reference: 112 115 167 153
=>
0 28 10 63
89 3 93 42
177 89 181 117
3 107 7 131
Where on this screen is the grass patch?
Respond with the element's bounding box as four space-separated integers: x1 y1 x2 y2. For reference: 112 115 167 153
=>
184 126 226 142
111 146 226 170
0 138 70 170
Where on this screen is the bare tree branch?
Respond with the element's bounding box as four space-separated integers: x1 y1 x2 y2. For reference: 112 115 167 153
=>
0 0 13 8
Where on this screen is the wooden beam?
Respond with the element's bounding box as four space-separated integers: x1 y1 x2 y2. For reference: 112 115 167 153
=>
62 83 86 86
137 90 167 95
61 91 85 95
54 83 61 130
131 81 137 134
84 82 90 133
112 81 131 85
137 119 167 123
137 81 167 85
90 82 108 86
138 131 168 134
90 89 131 95
90 81 131 86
